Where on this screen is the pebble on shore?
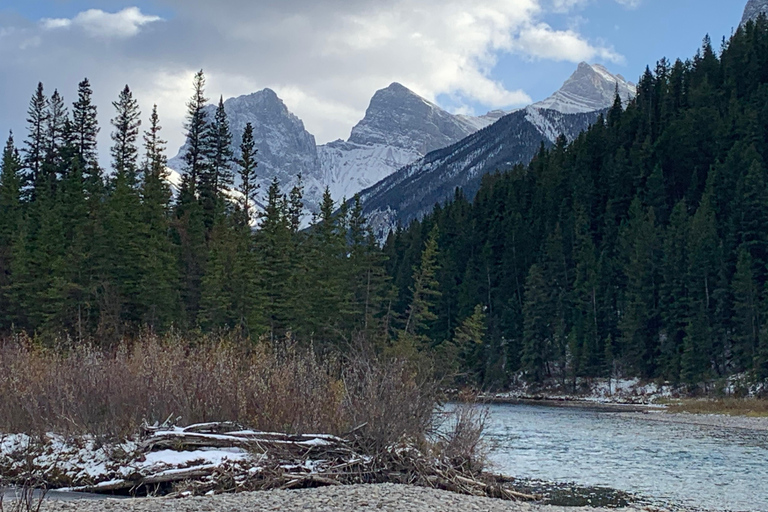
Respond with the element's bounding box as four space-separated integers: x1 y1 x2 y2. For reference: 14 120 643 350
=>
34 484 652 512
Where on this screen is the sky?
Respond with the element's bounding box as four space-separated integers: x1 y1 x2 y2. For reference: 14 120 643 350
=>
0 1 749 162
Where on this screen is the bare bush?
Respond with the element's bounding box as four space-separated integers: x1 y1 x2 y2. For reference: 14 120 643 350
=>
0 333 439 448
434 403 490 475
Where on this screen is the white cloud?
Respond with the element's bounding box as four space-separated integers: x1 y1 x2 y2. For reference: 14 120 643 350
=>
514 23 624 63
0 0 628 157
41 7 162 39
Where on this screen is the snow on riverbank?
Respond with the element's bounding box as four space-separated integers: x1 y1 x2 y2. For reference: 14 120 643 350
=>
488 378 675 406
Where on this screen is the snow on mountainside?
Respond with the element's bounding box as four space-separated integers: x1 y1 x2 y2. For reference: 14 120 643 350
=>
167 62 633 226
316 82 485 201
743 0 768 25
357 62 636 240
168 89 325 213
534 63 635 114
358 107 604 240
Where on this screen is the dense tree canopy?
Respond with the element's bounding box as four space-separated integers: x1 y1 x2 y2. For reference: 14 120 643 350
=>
385 18 768 387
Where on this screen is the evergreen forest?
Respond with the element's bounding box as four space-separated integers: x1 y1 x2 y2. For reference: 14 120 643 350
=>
3 19 768 390
386 19 768 387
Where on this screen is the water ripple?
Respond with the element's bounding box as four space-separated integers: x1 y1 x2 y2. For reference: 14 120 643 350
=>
485 404 768 511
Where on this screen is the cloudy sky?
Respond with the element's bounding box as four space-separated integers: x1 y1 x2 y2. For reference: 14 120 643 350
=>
0 1 747 161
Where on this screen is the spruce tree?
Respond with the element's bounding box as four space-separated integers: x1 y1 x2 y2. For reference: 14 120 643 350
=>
110 85 141 185
0 133 22 329
71 78 100 169
139 105 178 330
397 226 441 356
255 177 293 336
45 89 68 173
522 263 551 382
23 82 48 191
235 122 258 226
179 70 211 197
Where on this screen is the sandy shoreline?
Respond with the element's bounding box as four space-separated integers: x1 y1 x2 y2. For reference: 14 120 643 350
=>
617 410 768 431
32 484 654 512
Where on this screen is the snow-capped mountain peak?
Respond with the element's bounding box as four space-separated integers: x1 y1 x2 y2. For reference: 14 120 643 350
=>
347 82 478 153
534 62 636 114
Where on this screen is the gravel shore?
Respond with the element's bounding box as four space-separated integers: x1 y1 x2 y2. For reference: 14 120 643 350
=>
618 410 768 431
34 484 651 512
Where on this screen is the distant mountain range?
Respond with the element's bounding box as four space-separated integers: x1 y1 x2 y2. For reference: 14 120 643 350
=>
167 62 636 228
357 63 635 239
167 82 497 214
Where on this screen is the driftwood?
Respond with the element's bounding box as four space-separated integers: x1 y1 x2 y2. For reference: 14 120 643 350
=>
74 422 539 502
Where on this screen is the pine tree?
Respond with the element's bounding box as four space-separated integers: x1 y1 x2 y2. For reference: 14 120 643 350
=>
619 199 661 377
255 177 293 336
139 105 178 330
398 227 441 353
235 122 258 226
110 85 141 185
732 247 760 372
23 82 48 191
288 175 304 234
175 71 213 322
522 263 551 382
659 200 691 380
71 78 100 169
45 89 68 173
0 133 23 329
209 96 234 193
179 70 211 197
93 85 145 337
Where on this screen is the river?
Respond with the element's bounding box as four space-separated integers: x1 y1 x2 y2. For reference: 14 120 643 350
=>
485 404 768 511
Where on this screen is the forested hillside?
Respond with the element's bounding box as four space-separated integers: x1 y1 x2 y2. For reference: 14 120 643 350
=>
386 18 768 388
5 18 768 392
0 72 393 349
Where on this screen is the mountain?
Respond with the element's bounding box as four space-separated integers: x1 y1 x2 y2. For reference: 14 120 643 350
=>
743 0 768 25
167 89 325 212
358 63 636 239
358 107 604 239
167 63 632 224
533 62 635 114
169 84 489 213
317 83 488 201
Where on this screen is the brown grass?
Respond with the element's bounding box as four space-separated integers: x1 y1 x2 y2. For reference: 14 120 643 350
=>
665 398 768 417
0 332 441 446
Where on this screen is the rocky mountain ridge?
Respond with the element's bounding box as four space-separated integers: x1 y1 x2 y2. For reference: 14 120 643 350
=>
743 0 768 25
356 64 636 239
167 63 635 218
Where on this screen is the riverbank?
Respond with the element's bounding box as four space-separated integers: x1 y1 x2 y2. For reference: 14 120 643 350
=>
28 484 651 512
618 409 768 431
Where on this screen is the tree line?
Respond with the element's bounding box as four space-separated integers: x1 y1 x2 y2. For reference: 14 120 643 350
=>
385 19 768 389
0 71 411 352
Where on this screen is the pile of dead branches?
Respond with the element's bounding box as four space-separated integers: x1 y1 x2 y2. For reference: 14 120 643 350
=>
72 422 536 501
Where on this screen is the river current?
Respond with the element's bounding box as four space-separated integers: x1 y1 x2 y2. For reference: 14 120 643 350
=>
485 404 768 511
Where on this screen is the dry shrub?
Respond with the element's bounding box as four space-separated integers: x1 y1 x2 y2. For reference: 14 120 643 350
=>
341 355 440 453
0 333 440 447
434 403 489 474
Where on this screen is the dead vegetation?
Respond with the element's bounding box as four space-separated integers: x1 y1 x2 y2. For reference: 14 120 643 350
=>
60 421 535 502
664 398 768 417
0 332 433 443
0 333 526 501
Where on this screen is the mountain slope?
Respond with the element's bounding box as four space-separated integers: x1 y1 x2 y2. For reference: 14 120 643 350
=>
743 0 768 24
357 63 636 238
168 89 325 211
358 107 604 239
317 83 488 200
